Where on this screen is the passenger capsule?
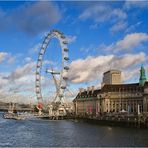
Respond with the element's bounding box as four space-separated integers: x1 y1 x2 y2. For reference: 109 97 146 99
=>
36 84 40 87
61 86 66 89
39 53 43 55
53 29 58 32
38 58 42 61
61 35 65 39
64 48 69 52
63 76 68 80
64 66 69 70
44 40 48 44
36 90 40 93
63 41 68 44
48 33 51 36
64 57 69 61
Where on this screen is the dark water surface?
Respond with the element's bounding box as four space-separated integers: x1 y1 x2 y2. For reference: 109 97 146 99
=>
0 112 148 147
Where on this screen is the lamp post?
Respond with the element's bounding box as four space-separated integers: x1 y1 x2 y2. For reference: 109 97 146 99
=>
119 88 122 112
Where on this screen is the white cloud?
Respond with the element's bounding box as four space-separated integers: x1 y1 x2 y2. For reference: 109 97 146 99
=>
0 61 36 103
0 1 61 35
68 52 147 84
125 21 142 33
0 52 16 64
0 73 9 89
79 4 127 23
90 23 99 30
114 33 148 52
0 89 36 104
103 33 148 53
0 61 36 92
112 52 147 69
124 1 148 9
110 21 128 33
66 35 77 44
79 3 128 33
122 68 139 83
7 56 16 64
0 52 8 63
111 8 127 20
29 43 41 55
0 59 57 103
8 62 35 81
25 57 32 62
80 44 95 53
68 55 114 83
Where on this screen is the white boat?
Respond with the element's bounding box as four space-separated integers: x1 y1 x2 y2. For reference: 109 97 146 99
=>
3 103 25 120
3 113 25 120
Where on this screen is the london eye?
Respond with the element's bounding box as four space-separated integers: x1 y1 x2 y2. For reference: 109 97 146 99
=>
35 29 69 115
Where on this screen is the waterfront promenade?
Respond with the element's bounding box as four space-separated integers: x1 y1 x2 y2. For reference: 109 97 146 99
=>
75 114 148 128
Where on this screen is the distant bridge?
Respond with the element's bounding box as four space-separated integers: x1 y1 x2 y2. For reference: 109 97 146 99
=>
0 106 34 112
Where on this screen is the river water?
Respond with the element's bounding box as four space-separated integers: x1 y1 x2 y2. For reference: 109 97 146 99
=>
0 112 148 147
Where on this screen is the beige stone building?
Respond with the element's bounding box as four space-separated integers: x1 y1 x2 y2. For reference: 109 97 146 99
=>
74 87 99 116
73 66 148 116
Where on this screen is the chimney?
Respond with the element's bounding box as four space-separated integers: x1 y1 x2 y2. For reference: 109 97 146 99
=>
87 87 90 94
79 88 84 95
91 86 95 93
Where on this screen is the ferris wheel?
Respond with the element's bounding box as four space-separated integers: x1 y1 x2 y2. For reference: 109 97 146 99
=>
35 29 69 110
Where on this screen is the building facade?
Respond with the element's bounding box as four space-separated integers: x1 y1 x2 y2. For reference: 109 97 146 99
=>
73 66 148 116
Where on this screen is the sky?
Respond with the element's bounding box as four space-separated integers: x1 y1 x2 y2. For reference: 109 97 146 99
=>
0 1 148 104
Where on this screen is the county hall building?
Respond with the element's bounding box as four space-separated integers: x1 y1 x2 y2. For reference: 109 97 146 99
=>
73 66 148 116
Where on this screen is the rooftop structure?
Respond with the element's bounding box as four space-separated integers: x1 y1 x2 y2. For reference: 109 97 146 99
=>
102 69 121 86
139 65 147 86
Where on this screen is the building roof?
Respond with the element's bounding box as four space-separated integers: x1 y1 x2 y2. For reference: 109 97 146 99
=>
101 83 144 92
103 69 121 75
74 81 148 101
74 89 101 100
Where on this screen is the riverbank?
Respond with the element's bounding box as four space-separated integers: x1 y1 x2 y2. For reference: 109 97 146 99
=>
75 115 148 128
2 109 148 128
34 114 148 128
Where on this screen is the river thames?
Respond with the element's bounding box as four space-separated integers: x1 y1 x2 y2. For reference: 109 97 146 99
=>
0 112 148 147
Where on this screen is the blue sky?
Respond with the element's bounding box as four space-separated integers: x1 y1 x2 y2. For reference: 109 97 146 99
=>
0 1 148 103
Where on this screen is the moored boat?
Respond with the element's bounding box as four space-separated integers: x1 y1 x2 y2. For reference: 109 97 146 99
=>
3 102 25 120
3 113 25 120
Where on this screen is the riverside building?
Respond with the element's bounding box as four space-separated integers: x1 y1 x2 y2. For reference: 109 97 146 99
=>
73 66 148 116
